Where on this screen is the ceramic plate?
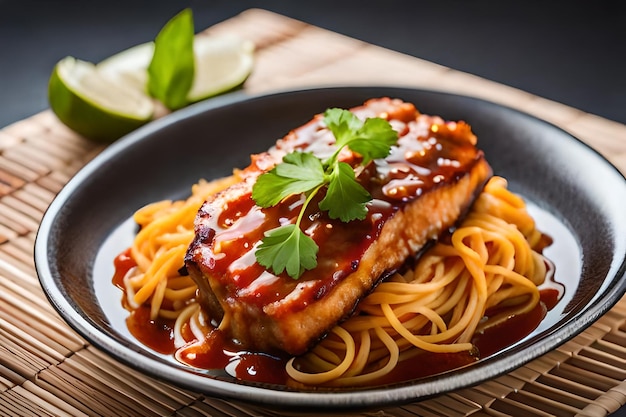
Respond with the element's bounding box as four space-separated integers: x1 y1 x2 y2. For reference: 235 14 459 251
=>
35 87 626 409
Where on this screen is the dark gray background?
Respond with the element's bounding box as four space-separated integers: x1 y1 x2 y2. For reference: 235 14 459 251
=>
0 0 624 129
1 1 625 415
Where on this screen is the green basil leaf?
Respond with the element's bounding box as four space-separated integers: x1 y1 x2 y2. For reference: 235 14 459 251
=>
147 8 195 110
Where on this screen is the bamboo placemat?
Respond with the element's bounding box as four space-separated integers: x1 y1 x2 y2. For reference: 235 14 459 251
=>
1 8 626 417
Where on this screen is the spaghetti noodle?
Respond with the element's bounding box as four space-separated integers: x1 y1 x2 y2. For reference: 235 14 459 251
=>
117 175 554 386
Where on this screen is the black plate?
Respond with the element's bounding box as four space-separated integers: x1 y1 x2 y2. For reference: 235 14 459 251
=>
35 87 626 409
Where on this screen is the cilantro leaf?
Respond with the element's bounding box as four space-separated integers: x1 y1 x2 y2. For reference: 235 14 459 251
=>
319 161 371 221
324 108 397 165
147 8 195 110
324 108 364 148
347 117 398 164
252 151 325 207
275 152 325 184
256 224 318 279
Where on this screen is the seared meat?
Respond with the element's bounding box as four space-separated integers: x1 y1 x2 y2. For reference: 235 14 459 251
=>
185 98 492 355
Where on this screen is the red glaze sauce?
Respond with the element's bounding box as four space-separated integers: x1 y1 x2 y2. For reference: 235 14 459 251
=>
112 248 134 288
370 288 558 385
114 247 561 386
114 250 289 384
113 250 177 354
200 189 396 315
115 240 563 387
178 332 289 385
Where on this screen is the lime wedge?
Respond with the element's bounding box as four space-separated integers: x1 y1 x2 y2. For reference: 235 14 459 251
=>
98 42 155 93
188 35 255 102
49 56 154 142
100 34 254 104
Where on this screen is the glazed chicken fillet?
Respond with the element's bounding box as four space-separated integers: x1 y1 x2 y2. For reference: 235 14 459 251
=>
185 98 492 355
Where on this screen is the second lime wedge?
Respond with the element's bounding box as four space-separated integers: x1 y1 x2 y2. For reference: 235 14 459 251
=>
188 35 255 102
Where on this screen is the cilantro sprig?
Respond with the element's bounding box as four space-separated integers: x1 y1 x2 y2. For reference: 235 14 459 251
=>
251 108 398 279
